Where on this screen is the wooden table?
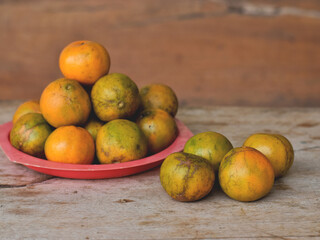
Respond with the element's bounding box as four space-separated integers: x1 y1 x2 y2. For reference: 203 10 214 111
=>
1 101 320 239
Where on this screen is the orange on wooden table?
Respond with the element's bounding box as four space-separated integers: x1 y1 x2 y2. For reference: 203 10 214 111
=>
40 78 91 128
219 147 275 202
140 84 178 117
184 131 233 171
12 100 41 125
59 40 111 85
243 133 294 178
160 152 215 202
136 109 178 154
45 126 95 164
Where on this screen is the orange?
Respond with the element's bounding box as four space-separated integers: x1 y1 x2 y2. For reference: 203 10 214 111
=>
12 100 41 125
136 109 178 154
183 131 233 171
160 152 215 202
91 73 140 122
40 78 91 128
140 84 178 116
10 113 52 158
219 147 274 202
84 114 104 141
96 119 147 164
45 126 95 164
59 40 110 85
243 133 294 178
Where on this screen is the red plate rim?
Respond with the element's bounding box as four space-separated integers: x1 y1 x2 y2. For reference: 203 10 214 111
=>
0 119 193 173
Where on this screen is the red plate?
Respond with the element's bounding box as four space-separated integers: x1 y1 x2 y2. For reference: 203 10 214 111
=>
0 119 193 179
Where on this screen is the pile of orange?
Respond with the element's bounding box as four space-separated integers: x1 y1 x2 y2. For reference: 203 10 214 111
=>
160 131 294 202
10 40 295 204
10 40 179 165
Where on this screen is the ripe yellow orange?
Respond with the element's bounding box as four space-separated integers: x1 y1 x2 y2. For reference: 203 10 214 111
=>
219 147 275 202
160 152 215 202
96 119 147 164
12 100 41 125
40 78 91 128
183 131 233 171
59 40 110 85
10 113 52 158
140 84 178 117
136 109 178 154
91 73 140 122
45 126 95 164
243 133 294 178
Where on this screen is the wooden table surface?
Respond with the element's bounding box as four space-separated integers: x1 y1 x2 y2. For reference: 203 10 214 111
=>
0 101 320 239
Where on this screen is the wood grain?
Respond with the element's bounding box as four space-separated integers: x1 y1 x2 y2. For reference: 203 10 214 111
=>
0 101 320 239
0 0 320 107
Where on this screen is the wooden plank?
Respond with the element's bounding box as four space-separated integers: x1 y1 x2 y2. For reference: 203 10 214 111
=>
0 101 319 239
0 1 320 107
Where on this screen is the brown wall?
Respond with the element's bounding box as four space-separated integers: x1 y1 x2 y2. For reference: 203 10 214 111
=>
1 0 320 107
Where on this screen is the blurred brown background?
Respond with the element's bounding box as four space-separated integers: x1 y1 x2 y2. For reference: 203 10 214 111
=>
1 0 320 107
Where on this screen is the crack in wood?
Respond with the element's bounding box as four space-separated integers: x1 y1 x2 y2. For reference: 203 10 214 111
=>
0 184 28 189
296 146 320 152
0 177 54 189
115 199 135 203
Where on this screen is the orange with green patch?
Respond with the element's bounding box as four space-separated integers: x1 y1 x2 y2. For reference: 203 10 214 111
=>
59 40 111 85
45 126 95 164
219 147 275 202
183 131 233 171
136 109 178 154
243 133 294 178
40 78 91 128
91 73 140 122
84 114 104 141
140 84 178 117
160 152 215 202
10 113 53 158
12 100 41 125
96 119 147 164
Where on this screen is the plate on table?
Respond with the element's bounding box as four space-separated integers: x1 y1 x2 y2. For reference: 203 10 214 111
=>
0 119 193 179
